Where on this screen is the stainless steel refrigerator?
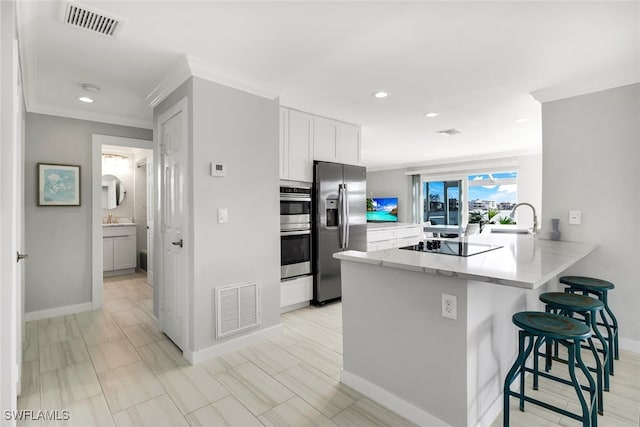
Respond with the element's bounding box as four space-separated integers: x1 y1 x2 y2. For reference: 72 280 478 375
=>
313 161 367 304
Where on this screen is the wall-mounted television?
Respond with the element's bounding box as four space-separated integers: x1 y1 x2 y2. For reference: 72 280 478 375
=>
367 197 399 222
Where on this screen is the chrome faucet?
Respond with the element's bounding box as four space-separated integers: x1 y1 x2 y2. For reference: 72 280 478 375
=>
510 202 539 235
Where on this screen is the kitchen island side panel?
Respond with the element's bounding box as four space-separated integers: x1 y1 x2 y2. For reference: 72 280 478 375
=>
341 260 468 427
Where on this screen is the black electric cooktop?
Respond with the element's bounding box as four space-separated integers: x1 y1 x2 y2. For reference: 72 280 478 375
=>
400 240 503 257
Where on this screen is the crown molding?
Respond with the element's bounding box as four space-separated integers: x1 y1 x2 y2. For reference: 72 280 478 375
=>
28 103 152 129
146 55 282 108
186 56 281 100
145 56 192 109
531 78 640 104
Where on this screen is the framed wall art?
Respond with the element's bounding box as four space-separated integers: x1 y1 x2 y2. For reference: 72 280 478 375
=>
38 163 81 206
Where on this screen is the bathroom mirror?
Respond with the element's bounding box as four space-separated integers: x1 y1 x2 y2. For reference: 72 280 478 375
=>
102 174 126 209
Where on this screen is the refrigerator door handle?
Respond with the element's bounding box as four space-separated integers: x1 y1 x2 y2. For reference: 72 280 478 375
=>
344 184 350 248
338 184 347 249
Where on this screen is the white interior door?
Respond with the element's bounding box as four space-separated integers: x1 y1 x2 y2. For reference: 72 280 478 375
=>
1 12 22 411
158 99 188 350
146 155 154 286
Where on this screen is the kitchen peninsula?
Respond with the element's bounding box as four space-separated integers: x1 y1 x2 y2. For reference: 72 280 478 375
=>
334 234 595 427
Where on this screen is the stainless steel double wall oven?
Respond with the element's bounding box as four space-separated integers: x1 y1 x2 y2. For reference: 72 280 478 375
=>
280 183 312 280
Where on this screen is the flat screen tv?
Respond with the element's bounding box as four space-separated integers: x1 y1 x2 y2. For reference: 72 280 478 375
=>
367 197 398 222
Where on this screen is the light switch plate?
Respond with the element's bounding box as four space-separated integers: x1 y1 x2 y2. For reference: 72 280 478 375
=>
569 210 581 225
211 162 226 177
218 208 228 224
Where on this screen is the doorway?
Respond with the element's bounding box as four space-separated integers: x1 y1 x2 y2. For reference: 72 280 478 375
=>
91 135 154 316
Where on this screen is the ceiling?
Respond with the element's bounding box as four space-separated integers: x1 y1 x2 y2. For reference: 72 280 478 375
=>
17 1 640 170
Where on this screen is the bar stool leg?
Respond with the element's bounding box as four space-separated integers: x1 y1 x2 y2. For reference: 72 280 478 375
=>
504 331 535 425
590 311 610 392
598 309 616 375
601 292 619 360
575 339 598 427
533 336 545 390
566 341 593 427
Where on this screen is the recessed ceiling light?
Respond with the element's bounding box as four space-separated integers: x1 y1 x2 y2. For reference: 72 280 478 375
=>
425 112 440 118
372 91 389 98
78 96 94 103
515 118 529 123
436 128 461 136
82 84 100 93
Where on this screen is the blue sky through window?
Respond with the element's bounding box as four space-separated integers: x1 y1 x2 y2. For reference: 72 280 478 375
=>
468 172 517 204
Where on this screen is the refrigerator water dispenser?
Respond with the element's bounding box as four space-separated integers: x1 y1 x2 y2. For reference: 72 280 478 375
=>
326 199 338 227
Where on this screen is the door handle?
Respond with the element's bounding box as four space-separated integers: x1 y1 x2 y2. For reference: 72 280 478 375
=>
343 184 350 248
146 226 150 230
172 239 183 248
16 252 29 263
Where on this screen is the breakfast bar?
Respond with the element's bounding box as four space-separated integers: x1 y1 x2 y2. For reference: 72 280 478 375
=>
334 234 595 427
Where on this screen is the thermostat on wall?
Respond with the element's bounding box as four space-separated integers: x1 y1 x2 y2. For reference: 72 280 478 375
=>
210 162 226 177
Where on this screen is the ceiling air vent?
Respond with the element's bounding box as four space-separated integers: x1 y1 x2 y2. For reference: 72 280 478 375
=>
436 128 462 136
62 2 122 37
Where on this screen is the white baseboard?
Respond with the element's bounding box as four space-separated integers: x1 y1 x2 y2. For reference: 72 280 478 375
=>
620 337 640 354
280 301 309 314
25 302 93 321
340 370 450 427
186 324 283 365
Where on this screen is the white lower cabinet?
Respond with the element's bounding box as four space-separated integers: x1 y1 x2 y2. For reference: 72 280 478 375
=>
281 275 313 310
367 225 423 251
103 225 137 275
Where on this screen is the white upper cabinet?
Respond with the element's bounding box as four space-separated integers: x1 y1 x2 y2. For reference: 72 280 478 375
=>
279 107 290 180
313 116 361 165
313 116 337 162
279 108 314 182
288 110 314 182
336 121 361 165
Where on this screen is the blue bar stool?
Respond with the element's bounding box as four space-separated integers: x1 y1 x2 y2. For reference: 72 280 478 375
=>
539 292 609 415
560 276 619 374
503 311 597 427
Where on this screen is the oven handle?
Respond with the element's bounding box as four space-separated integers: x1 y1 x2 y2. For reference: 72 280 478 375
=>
279 196 312 202
281 230 312 236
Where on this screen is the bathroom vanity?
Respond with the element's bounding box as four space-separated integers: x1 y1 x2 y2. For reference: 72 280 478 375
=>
103 224 137 276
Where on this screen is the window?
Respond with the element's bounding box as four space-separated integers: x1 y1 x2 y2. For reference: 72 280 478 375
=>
467 172 517 224
419 171 518 228
423 180 462 226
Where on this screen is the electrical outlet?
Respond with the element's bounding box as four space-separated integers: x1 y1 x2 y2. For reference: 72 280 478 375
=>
442 293 457 320
217 208 228 224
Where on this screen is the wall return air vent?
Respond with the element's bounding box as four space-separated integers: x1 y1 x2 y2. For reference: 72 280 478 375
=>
62 2 122 37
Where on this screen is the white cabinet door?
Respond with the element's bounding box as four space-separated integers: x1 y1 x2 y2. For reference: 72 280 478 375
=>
337 122 361 165
103 238 114 271
279 107 289 180
288 110 314 182
313 116 337 162
113 235 136 270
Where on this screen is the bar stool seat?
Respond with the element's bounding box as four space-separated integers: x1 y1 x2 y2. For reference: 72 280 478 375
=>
560 276 619 372
504 311 597 427
540 292 610 415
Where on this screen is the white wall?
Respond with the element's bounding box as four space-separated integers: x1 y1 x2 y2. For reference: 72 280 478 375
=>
153 77 280 357
541 83 640 350
24 113 152 313
191 76 280 352
366 168 412 223
134 161 147 263
367 154 542 228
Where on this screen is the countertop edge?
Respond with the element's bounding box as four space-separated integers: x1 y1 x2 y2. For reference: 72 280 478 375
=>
334 239 597 289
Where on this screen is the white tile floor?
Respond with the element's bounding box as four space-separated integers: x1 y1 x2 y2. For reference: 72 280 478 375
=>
19 272 640 426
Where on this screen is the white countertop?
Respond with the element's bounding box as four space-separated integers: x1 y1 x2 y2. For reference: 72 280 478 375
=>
367 222 421 230
334 234 596 289
102 223 137 227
